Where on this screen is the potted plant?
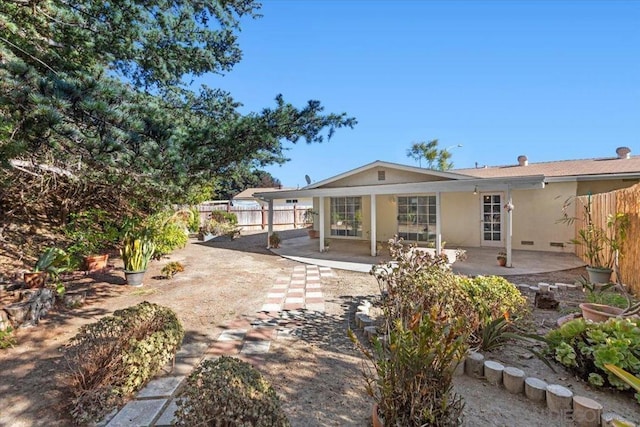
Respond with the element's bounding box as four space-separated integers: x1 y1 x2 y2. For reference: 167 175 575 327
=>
120 234 156 286
303 209 319 238
268 232 281 249
65 209 118 272
497 251 507 267
24 247 72 288
560 197 629 284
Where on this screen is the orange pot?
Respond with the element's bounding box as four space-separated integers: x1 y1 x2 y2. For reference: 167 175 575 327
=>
372 403 383 427
23 271 47 288
84 254 109 272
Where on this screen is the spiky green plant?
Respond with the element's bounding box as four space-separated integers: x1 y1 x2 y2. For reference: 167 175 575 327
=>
120 236 155 272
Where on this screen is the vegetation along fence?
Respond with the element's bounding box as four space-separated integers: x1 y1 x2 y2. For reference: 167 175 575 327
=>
574 182 640 297
195 203 308 231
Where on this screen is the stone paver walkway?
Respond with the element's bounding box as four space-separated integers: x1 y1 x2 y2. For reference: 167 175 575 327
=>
103 264 334 427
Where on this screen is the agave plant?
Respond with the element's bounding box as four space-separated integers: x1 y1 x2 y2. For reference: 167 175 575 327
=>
121 235 156 272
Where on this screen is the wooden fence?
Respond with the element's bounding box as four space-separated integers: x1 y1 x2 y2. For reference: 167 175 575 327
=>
574 183 640 296
195 203 308 230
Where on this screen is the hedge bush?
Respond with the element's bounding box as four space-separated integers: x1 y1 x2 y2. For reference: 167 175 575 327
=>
174 356 290 426
457 275 527 324
64 302 184 424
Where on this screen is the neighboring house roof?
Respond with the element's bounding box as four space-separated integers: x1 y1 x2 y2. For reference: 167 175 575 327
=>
304 160 473 189
233 187 294 200
457 154 640 181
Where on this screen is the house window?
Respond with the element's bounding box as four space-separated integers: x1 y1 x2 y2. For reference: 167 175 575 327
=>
285 199 298 204
378 170 386 181
397 196 436 242
330 197 362 237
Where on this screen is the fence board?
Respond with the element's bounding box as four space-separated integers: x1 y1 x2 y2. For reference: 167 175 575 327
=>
575 185 640 297
194 203 308 230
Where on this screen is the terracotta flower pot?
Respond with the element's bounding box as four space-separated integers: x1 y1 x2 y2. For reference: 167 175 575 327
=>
372 403 383 427
579 303 623 322
23 271 47 288
84 254 109 272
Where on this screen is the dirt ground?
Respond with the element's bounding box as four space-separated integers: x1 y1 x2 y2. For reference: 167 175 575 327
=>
0 229 638 426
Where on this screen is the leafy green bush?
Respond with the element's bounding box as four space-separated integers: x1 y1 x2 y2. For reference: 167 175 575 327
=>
64 302 184 424
362 238 472 425
144 210 188 258
187 207 200 232
457 275 527 324
546 317 640 401
174 356 290 427
65 209 120 258
209 210 238 225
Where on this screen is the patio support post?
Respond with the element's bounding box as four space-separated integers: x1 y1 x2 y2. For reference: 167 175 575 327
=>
267 199 274 248
506 187 513 267
435 192 442 254
319 196 325 252
370 194 377 256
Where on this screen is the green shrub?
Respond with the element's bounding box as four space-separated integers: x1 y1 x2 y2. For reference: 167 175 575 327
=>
174 356 290 427
187 207 200 232
64 302 184 424
161 261 184 278
209 210 238 225
587 291 632 309
65 209 120 258
362 238 472 425
457 275 527 324
144 211 188 258
546 317 640 401
0 327 16 349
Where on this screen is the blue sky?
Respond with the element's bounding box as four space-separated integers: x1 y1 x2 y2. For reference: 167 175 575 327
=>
201 1 639 188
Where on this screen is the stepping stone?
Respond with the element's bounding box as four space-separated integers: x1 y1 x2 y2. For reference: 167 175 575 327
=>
306 291 323 298
217 329 247 341
284 297 304 304
106 399 167 427
137 376 184 399
241 340 271 354
267 292 285 299
176 342 209 358
154 399 178 427
260 303 282 312
305 303 325 312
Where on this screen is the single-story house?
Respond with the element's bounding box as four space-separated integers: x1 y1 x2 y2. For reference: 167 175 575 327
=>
254 147 640 266
233 187 312 208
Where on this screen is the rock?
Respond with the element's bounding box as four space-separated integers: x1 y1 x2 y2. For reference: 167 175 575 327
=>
0 310 10 331
4 289 55 328
4 302 30 327
534 291 559 309
64 292 86 308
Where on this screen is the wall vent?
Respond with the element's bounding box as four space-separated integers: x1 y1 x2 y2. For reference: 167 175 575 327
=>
550 242 565 248
521 240 534 245
378 170 386 181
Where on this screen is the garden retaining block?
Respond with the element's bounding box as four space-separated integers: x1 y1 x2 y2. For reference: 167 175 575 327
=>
503 366 525 394
483 360 504 386
524 377 547 402
546 384 573 414
464 352 484 378
573 395 603 427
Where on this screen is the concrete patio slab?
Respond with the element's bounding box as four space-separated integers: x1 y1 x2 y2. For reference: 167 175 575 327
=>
137 376 184 399
105 399 167 427
154 400 178 427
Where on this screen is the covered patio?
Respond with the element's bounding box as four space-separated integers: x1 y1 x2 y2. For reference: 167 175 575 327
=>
270 234 586 276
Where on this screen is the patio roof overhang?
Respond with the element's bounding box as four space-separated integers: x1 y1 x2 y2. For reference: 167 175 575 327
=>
254 174 546 200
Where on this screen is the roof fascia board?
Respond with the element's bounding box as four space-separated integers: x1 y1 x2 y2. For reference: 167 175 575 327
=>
255 175 545 200
304 160 473 189
545 173 640 183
